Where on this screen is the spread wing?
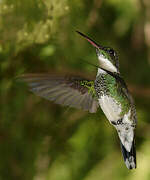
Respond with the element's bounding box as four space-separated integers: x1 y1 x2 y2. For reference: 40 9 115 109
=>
20 74 99 113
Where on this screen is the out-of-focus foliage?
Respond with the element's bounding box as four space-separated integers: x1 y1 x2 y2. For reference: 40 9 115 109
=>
0 0 150 179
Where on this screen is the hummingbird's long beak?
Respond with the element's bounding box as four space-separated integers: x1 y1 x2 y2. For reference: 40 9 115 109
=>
76 31 104 49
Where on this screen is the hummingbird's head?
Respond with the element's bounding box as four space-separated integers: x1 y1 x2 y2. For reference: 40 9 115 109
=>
96 47 119 73
76 31 119 73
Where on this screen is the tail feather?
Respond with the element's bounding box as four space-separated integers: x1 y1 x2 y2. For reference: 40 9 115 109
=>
120 139 136 169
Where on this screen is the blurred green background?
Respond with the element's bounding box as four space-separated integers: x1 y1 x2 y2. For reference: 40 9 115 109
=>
1 0 150 179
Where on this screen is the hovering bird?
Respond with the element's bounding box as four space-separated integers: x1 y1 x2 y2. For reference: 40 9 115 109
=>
20 31 137 169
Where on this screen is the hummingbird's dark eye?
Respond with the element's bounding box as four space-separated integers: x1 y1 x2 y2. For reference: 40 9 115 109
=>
108 48 115 56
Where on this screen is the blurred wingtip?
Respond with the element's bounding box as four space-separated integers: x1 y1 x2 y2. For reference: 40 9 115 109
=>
15 74 25 82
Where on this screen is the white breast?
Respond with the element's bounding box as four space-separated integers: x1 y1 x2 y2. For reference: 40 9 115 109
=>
98 95 122 122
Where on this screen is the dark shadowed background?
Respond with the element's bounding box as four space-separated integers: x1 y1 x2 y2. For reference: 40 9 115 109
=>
1 0 150 179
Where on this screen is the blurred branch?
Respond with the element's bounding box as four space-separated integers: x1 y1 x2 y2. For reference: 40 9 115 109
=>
141 0 150 64
86 0 102 28
129 84 150 98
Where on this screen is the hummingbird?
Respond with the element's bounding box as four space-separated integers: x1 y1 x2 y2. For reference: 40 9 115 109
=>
20 31 137 169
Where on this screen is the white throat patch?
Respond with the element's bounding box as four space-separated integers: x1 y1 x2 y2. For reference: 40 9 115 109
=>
97 54 117 73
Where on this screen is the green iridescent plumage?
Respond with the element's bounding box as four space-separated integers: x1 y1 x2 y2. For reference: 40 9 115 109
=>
80 80 96 98
103 74 130 116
